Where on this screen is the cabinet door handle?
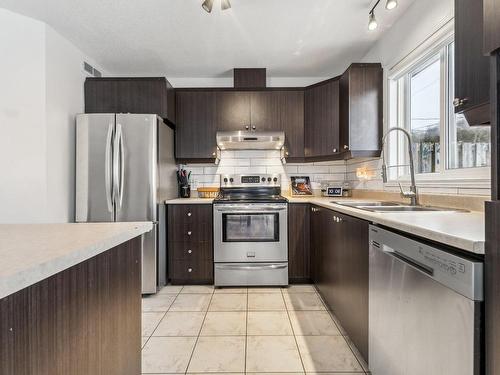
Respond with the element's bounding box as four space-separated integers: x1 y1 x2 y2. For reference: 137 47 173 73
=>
245 125 249 130
187 212 192 217
188 268 193 273
212 152 216 156
453 97 469 107
343 145 349 150
333 148 338 153
187 231 192 236
252 126 256 130
187 249 192 254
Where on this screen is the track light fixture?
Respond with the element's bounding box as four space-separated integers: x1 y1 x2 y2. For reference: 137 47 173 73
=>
221 0 231 11
202 0 231 13
368 11 378 31
202 0 214 13
367 0 398 31
385 0 398 10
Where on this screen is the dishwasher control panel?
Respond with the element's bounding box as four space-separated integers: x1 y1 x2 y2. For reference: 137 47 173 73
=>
370 225 483 301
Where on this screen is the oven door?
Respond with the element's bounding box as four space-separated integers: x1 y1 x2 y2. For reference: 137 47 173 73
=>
214 203 288 262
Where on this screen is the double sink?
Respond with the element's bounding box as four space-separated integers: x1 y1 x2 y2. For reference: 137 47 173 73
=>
332 201 465 213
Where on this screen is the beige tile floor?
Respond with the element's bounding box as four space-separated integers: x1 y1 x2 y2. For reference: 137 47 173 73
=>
141 284 368 374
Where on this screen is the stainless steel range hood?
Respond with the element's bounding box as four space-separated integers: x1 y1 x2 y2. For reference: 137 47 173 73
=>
216 131 285 150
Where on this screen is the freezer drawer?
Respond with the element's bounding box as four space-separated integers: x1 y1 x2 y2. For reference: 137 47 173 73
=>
215 263 288 286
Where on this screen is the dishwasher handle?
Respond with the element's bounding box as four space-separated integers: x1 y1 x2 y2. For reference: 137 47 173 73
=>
369 225 484 302
378 242 434 277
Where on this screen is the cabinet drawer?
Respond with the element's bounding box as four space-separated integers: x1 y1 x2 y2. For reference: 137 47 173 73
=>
170 260 213 284
168 205 213 225
168 225 212 242
170 241 213 261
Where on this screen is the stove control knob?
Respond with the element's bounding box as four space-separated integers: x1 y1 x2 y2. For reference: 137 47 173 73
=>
273 177 278 182
261 177 266 182
229 178 234 183
267 177 272 182
223 178 228 183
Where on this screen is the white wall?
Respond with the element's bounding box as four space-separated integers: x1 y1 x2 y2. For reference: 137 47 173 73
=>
0 9 106 223
0 9 47 223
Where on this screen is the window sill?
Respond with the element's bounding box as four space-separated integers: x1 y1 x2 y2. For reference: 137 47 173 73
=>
386 177 491 189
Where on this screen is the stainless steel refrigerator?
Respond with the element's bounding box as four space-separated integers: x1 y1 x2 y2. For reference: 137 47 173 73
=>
75 113 177 294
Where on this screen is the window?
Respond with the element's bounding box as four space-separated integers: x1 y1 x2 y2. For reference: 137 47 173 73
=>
388 36 490 183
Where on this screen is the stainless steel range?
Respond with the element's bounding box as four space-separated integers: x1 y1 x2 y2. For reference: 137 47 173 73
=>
213 174 288 287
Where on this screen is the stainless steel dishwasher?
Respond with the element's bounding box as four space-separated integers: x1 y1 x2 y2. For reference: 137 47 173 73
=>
369 225 483 375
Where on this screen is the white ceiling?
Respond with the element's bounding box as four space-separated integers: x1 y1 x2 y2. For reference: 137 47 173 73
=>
0 0 415 78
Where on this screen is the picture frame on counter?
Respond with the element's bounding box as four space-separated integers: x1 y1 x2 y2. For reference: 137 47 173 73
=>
290 176 313 196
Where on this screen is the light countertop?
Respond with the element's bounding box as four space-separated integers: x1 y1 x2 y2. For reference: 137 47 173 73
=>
0 222 152 299
299 197 485 255
165 196 485 254
165 197 215 204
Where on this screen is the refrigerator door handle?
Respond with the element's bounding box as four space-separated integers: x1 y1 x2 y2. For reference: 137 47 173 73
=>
113 123 123 211
105 122 114 213
118 127 125 209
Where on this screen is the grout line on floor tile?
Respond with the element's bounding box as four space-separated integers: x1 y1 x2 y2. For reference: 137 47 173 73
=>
183 288 214 374
244 289 249 372
315 292 367 373
281 288 307 374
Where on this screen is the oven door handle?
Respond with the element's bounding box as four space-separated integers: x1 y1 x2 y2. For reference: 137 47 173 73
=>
216 264 288 271
215 207 287 212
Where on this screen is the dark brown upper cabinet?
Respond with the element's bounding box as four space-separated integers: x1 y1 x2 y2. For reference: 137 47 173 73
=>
216 91 251 131
84 77 175 123
304 78 340 160
339 63 383 159
251 90 305 159
455 0 491 125
175 90 218 161
483 0 500 55
249 91 280 131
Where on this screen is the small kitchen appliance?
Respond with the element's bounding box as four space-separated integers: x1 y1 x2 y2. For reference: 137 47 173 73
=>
322 185 344 197
213 174 288 286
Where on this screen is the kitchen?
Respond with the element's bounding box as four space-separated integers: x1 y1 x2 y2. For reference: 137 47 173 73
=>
0 0 499 374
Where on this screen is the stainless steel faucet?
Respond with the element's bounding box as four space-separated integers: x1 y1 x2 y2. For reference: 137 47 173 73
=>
381 127 419 206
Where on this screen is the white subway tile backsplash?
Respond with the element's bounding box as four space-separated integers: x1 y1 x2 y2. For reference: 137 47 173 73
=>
250 158 283 166
184 152 488 197
185 151 347 190
312 174 345 182
266 166 287 174
203 166 218 174
329 165 347 174
297 165 330 174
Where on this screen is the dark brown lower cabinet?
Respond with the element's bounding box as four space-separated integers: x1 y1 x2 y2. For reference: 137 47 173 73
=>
167 204 214 284
288 203 311 283
0 237 142 375
310 205 369 361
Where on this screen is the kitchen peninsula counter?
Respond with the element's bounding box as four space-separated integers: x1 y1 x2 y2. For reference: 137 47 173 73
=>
0 222 152 375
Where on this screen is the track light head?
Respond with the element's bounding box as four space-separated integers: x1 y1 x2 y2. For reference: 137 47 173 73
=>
368 11 378 31
385 0 398 10
202 0 214 13
221 0 231 11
